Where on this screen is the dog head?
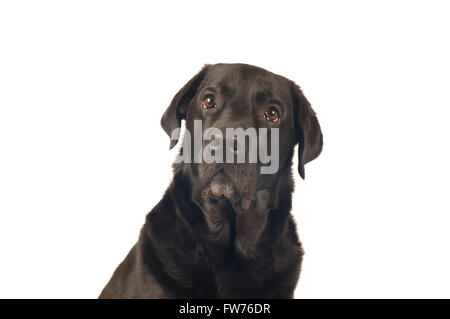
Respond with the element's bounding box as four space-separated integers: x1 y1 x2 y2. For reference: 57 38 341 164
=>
161 63 322 210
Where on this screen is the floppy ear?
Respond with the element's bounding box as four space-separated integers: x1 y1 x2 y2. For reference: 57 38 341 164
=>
160 65 209 149
291 83 323 179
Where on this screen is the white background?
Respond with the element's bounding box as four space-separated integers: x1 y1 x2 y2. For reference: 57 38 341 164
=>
1 1 449 298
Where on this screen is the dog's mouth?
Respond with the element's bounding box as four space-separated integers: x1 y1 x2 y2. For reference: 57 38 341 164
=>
201 169 255 211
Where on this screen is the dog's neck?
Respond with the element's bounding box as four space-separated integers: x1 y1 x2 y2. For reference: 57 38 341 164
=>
171 162 294 256
140 163 299 297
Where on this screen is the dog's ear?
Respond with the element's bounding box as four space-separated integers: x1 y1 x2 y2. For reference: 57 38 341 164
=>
291 83 323 179
161 65 209 149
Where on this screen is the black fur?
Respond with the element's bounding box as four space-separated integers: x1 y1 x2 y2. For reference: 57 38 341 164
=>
99 63 323 298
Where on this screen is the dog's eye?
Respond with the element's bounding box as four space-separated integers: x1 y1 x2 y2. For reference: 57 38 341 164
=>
264 106 280 123
202 95 216 109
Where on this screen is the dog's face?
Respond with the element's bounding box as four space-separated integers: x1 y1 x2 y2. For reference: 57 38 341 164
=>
161 63 322 210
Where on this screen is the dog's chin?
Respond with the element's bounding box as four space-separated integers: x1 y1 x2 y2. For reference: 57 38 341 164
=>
209 173 236 199
201 171 255 211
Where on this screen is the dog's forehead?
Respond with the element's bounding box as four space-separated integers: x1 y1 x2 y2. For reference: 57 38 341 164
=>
204 64 288 99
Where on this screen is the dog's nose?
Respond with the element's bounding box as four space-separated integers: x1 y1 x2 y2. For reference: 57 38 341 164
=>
210 135 222 151
226 137 240 154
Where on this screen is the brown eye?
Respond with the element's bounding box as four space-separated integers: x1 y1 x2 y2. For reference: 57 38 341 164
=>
264 106 280 123
202 95 216 109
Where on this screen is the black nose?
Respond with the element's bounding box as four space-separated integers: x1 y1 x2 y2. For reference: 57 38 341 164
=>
226 137 239 154
210 136 222 151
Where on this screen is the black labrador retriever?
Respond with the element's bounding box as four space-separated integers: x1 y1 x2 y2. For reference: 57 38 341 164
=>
99 63 323 298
